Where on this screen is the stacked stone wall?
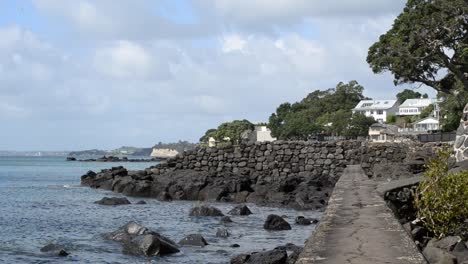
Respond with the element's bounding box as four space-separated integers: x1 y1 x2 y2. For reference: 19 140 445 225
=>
146 140 409 180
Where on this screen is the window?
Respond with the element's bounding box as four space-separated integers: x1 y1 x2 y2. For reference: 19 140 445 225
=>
377 110 383 115
370 110 374 114
362 103 373 107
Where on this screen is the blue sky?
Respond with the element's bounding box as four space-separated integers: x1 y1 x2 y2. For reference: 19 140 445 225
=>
0 0 435 151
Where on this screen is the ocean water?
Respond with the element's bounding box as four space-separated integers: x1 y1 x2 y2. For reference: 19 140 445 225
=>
0 156 320 264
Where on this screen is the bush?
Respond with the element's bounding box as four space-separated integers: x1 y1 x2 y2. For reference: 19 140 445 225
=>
386 114 396 124
414 149 468 239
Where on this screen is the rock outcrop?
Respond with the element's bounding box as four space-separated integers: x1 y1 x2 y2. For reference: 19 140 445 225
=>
94 197 131 206
264 215 291 231
104 221 179 256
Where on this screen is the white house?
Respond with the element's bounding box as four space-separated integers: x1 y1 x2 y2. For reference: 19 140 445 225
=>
241 125 276 143
413 117 440 132
398 98 441 117
352 100 399 123
368 123 400 142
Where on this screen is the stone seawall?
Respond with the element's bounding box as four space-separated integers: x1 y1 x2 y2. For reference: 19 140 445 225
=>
145 140 408 180
81 140 413 210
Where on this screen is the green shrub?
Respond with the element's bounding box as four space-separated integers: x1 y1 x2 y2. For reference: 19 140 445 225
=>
414 149 468 239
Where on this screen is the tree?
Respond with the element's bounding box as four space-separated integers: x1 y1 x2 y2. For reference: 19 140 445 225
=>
387 114 397 124
199 128 217 143
396 89 422 103
200 120 254 143
367 0 468 94
343 113 376 138
439 83 468 131
420 104 435 119
268 80 370 140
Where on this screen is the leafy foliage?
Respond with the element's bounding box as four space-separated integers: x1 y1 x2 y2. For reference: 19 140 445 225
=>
414 149 468 239
268 81 373 140
420 104 435 119
396 89 427 104
438 81 468 131
367 0 468 93
200 120 254 143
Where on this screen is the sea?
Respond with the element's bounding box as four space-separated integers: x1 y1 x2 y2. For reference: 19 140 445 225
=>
0 156 320 264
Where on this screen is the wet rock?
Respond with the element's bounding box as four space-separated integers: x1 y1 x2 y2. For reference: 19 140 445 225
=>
94 197 131 206
295 216 311 225
189 205 224 217
264 214 291 231
231 249 288 264
178 234 208 247
123 234 180 256
104 221 179 256
228 205 253 216
135 200 147 204
220 216 233 224
230 244 240 248
216 228 230 238
40 243 69 257
66 157 76 161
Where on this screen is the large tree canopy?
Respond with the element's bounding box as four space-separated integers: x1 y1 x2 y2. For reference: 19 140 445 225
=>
268 81 373 140
396 89 428 103
200 120 254 143
367 0 468 93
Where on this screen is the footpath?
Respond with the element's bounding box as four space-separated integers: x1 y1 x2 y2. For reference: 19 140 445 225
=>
296 165 426 264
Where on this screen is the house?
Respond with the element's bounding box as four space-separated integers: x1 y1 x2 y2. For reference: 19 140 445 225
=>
352 100 399 123
241 125 276 143
413 117 440 132
368 123 400 142
398 98 441 117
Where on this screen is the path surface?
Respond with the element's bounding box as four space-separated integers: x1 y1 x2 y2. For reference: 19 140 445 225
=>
296 165 426 264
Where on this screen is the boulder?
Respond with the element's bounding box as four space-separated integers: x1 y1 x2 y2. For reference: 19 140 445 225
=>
135 200 147 204
189 205 224 217
230 249 288 264
228 205 253 216
40 243 69 257
94 197 131 206
104 221 179 256
123 234 180 256
295 216 311 225
264 214 291 231
178 234 208 247
220 216 233 224
423 239 457 264
216 228 230 238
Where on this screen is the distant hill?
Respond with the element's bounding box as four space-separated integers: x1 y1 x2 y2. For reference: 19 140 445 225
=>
152 141 196 153
68 142 196 157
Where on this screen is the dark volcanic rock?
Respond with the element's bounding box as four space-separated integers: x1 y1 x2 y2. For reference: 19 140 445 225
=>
104 221 179 256
220 216 233 224
231 249 288 264
135 200 147 204
66 157 76 161
228 205 252 216
295 216 311 225
40 243 69 257
216 228 230 238
94 197 131 206
189 205 224 217
264 214 291 231
178 234 208 247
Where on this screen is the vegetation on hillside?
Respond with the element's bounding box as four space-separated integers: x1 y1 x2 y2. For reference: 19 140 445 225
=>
396 89 428 104
267 81 374 140
200 120 254 143
439 83 468 132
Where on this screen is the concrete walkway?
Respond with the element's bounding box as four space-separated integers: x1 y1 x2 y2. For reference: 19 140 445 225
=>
296 165 426 264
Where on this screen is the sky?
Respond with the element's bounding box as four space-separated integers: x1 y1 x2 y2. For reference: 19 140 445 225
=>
0 0 436 151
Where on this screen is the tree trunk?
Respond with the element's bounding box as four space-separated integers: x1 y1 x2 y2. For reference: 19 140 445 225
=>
454 102 468 162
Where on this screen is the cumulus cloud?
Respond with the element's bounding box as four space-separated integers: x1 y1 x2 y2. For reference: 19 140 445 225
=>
1 0 437 151
94 40 153 79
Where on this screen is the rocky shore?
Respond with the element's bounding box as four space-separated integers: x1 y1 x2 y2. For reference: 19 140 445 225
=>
80 141 413 210
384 162 468 264
67 156 165 162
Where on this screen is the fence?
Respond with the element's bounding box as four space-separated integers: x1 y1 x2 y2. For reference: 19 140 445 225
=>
417 132 456 143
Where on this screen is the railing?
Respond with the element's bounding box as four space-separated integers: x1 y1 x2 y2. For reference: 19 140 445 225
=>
417 132 456 143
